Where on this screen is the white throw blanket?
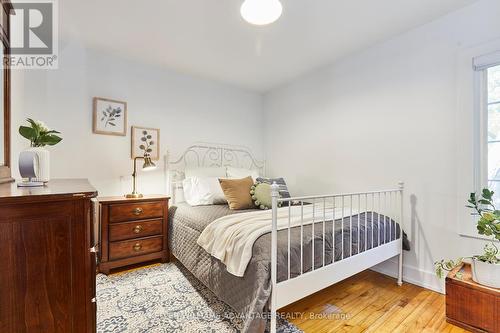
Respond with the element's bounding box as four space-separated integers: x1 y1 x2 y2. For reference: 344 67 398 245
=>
197 203 356 277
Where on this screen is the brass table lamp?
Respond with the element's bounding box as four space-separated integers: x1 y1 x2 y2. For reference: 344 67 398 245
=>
126 153 157 198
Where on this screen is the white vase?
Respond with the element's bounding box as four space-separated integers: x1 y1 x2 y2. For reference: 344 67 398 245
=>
471 257 500 288
25 147 50 183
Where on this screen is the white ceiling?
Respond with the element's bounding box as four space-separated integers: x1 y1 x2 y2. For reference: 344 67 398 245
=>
61 0 477 92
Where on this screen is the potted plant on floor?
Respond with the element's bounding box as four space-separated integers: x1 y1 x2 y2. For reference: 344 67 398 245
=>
435 189 499 288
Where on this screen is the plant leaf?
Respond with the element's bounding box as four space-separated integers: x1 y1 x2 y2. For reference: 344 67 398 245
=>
19 126 36 141
39 134 62 146
26 118 38 128
482 188 493 199
26 118 41 137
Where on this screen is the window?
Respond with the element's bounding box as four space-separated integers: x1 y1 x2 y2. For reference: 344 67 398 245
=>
458 45 500 237
487 65 500 207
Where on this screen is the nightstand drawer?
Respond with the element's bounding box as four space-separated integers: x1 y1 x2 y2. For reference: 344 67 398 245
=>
109 236 163 260
109 219 163 241
109 201 163 222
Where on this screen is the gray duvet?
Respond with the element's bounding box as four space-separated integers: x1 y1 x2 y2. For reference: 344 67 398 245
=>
168 203 401 333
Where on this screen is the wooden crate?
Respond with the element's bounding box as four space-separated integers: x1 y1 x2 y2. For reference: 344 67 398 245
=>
446 262 500 333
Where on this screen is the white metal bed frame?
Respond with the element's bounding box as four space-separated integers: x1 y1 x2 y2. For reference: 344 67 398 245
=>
166 143 403 333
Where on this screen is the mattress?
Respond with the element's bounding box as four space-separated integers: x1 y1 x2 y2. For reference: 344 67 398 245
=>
169 203 401 333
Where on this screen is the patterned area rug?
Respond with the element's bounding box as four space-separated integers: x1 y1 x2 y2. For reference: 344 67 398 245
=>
96 263 302 333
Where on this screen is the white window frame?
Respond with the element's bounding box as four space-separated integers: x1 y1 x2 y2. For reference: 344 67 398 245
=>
473 65 490 197
457 40 500 239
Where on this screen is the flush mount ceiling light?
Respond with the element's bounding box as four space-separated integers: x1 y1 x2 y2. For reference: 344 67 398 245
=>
240 0 283 26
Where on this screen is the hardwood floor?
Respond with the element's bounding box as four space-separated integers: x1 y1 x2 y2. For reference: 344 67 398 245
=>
280 270 470 333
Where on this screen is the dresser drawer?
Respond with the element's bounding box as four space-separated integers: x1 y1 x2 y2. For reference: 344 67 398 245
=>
109 219 163 241
109 236 163 260
109 201 163 222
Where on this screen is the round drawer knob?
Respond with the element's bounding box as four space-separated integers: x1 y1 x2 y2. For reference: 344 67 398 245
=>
133 225 143 234
133 207 143 215
133 243 142 252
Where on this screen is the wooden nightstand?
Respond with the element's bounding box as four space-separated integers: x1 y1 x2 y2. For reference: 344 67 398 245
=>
446 262 500 332
98 195 170 274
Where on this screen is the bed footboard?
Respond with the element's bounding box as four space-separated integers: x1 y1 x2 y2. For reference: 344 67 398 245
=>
269 183 404 333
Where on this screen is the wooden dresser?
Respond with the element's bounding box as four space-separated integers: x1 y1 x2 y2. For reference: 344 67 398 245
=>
0 179 98 333
98 195 169 274
446 262 500 333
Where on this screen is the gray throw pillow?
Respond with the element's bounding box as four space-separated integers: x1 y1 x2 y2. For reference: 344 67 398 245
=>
255 177 291 199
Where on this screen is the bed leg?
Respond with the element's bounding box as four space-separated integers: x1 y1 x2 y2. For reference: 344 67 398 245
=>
397 252 403 286
270 183 279 333
397 182 404 287
270 308 277 333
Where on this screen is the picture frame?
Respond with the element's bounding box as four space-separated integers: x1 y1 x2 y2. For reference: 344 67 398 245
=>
131 126 160 160
93 97 127 136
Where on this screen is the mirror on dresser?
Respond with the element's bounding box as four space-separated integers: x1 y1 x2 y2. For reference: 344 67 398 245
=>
0 0 12 183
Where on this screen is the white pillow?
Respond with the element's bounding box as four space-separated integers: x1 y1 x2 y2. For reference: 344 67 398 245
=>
226 166 259 181
185 167 226 178
182 176 227 206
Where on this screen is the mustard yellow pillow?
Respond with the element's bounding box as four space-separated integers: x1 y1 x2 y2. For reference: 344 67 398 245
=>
219 176 254 210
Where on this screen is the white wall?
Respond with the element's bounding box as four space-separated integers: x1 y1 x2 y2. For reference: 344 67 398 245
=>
10 0 497 293
264 0 499 292
11 41 264 196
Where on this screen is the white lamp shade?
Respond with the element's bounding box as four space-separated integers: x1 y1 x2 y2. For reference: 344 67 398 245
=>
240 0 283 26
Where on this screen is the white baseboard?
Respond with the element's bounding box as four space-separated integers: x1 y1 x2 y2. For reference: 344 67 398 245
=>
370 258 445 294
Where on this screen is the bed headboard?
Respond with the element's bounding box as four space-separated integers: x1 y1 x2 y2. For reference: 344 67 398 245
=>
166 142 265 203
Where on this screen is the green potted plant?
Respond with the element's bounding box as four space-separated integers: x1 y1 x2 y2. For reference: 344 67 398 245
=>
435 189 499 288
18 118 62 182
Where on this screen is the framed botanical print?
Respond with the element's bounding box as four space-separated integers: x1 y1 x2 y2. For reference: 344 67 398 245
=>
131 126 160 160
93 97 127 136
